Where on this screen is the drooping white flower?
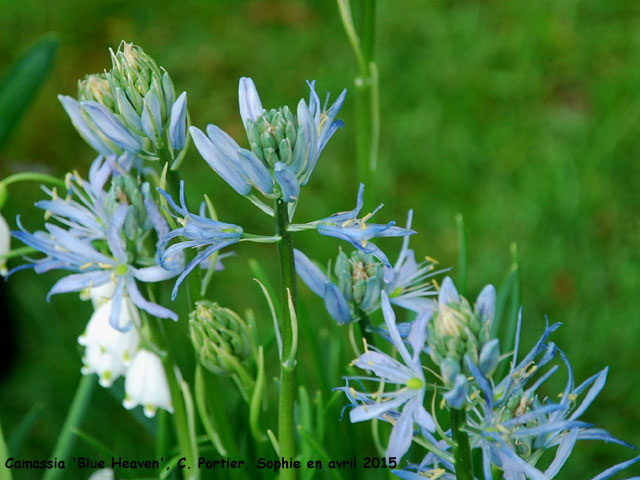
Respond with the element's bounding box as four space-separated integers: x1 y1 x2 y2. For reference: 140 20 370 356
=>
78 297 140 387
123 349 173 417
0 212 10 276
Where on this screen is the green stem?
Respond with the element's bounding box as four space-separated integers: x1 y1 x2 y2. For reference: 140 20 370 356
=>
43 375 96 480
274 199 297 480
355 306 375 348
451 408 473 480
337 0 379 198
149 318 199 480
0 172 66 188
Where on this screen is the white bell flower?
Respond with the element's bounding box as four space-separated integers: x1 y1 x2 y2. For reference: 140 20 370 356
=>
78 298 140 387
0 212 10 276
123 349 173 417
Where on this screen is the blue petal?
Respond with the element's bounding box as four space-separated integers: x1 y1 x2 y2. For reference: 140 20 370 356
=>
238 77 263 127
569 367 608 421
274 162 300 202
293 248 329 297
58 95 113 155
545 429 578 478
237 148 274 194
169 92 188 150
190 126 251 195
438 277 459 305
47 271 111 300
323 282 351 324
476 284 496 326
353 351 414 384
82 101 142 152
381 291 414 367
387 397 416 461
443 374 468 409
127 277 178 321
590 455 640 480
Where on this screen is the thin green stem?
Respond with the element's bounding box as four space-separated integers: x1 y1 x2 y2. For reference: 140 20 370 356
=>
149 317 199 480
337 0 379 198
0 172 66 189
274 199 297 480
451 408 473 480
355 306 375 348
43 375 96 480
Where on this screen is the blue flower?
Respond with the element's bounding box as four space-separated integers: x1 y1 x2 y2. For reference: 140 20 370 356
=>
189 77 346 202
157 180 243 300
337 291 436 461
316 183 415 267
294 227 441 325
462 313 640 479
12 200 179 330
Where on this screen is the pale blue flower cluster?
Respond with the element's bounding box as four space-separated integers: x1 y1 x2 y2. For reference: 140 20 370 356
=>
11 158 181 329
337 276 640 478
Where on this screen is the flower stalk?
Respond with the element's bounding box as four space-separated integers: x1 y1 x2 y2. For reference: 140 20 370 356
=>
274 199 297 480
451 408 473 480
337 0 379 197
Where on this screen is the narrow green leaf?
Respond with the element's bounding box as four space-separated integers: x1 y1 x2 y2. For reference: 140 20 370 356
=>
7 403 43 457
0 34 58 149
71 428 118 460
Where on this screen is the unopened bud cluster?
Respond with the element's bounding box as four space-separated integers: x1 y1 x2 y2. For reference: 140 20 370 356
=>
246 107 306 171
61 41 188 162
427 277 499 407
334 250 384 314
190 301 252 376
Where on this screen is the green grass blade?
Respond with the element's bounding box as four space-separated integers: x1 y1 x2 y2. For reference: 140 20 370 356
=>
455 213 468 296
0 419 13 480
70 428 118 460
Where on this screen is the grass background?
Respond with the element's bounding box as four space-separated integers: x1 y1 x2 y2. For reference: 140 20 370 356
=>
1 0 640 478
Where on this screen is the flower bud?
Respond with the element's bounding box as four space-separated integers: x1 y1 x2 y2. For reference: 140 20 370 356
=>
61 42 188 161
189 301 252 376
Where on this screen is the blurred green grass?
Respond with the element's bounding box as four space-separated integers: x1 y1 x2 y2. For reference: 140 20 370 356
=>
1 0 640 478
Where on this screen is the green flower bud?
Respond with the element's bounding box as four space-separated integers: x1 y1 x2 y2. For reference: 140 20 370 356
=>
78 73 115 109
189 301 252 376
249 106 301 171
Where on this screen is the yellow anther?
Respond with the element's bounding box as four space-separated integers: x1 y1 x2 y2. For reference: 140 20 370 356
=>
469 390 480 401
425 255 439 265
362 337 369 354
98 262 112 269
79 262 93 270
432 278 440 291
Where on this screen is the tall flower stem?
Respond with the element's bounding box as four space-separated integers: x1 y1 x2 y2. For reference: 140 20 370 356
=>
337 0 379 199
451 408 473 480
274 199 297 480
43 375 95 480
